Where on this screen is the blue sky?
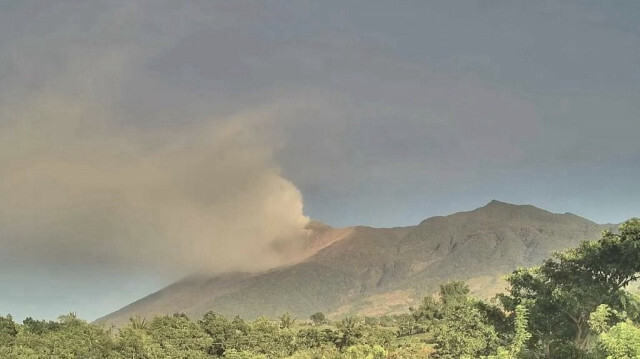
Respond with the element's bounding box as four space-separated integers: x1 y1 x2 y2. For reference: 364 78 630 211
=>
0 1 639 321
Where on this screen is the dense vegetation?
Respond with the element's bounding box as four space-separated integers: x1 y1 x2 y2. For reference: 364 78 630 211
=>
2 219 639 358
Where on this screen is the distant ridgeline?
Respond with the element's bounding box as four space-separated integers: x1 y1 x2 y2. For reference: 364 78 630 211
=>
2 218 640 358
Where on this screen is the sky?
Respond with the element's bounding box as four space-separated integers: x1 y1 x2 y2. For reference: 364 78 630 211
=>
0 0 639 321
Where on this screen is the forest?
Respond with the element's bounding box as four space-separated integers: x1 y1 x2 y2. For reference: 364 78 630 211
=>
1 218 639 359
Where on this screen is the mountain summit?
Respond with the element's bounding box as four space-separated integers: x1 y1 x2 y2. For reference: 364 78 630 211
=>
97 201 607 324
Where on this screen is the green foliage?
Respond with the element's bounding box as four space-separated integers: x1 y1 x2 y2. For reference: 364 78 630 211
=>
223 348 267 359
590 304 617 334
11 314 115 358
342 344 387 359
0 315 18 347
482 305 531 359
295 328 339 350
508 305 531 358
245 316 292 357
598 321 640 359
387 343 434 359
0 315 18 357
431 302 500 359
439 281 470 307
409 282 502 358
336 317 365 349
499 218 640 357
395 313 420 336
146 313 213 358
21 317 60 335
199 312 250 356
284 345 340 359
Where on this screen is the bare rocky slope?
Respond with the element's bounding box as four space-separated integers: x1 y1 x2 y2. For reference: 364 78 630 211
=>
97 200 609 325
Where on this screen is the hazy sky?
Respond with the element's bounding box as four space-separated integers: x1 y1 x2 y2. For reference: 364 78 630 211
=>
1 1 639 321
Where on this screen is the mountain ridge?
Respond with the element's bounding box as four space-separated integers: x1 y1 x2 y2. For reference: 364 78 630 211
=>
97 200 609 325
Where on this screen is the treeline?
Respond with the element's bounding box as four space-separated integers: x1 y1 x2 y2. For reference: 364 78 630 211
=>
0 309 406 358
1 219 640 358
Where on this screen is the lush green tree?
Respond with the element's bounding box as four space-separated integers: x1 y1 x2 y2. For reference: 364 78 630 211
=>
0 315 18 357
395 313 421 337
499 218 640 357
431 301 500 359
147 313 212 358
439 281 471 307
295 328 339 351
21 317 60 335
409 295 441 335
482 305 531 359
360 326 394 349
115 325 155 359
0 315 18 345
248 317 281 354
11 313 115 358
411 282 501 358
199 312 241 356
588 304 640 359
598 321 640 359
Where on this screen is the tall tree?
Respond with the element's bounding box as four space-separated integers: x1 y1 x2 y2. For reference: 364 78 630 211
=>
499 218 640 357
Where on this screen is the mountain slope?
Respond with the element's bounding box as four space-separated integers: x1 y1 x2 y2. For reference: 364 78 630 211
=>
97 201 608 324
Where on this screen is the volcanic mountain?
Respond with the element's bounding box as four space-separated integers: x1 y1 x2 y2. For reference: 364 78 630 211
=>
97 200 609 324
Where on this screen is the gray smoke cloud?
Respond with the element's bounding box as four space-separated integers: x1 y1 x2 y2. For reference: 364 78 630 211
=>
0 94 311 274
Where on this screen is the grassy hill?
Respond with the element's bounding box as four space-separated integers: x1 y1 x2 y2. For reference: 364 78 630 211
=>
97 200 609 325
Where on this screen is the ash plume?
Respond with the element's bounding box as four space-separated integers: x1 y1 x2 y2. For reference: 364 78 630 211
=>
0 96 310 275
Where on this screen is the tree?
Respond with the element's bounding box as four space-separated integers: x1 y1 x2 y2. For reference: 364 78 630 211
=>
431 301 500 359
21 317 60 335
296 327 339 350
279 312 296 329
439 281 471 307
11 313 115 358
199 312 239 356
336 317 364 349
589 304 640 359
147 313 212 358
499 218 640 357
309 312 326 326
115 325 154 359
598 321 640 359
482 305 531 359
0 315 18 356
342 344 387 359
411 282 501 359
